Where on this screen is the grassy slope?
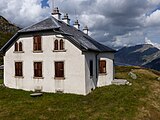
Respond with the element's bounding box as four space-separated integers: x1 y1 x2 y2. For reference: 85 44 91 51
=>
0 66 159 120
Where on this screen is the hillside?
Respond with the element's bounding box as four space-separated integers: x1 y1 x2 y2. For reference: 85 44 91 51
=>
0 16 19 48
0 66 159 120
115 44 160 70
0 16 20 65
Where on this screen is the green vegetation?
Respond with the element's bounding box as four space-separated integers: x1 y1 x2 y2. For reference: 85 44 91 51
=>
0 66 159 120
0 79 3 84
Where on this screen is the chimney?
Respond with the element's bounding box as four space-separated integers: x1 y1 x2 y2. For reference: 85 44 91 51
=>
73 20 80 30
83 26 89 35
52 7 61 20
62 13 70 25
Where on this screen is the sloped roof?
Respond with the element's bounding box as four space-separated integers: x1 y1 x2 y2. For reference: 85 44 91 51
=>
0 16 116 54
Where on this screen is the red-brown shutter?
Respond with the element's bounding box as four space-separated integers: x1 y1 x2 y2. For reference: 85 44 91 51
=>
15 62 23 76
99 60 106 73
19 42 23 51
55 62 64 77
34 62 42 77
15 42 18 51
60 39 64 50
33 36 41 51
37 36 41 50
54 40 58 50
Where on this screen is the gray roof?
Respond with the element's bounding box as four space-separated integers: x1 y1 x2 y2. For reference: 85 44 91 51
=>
0 16 116 54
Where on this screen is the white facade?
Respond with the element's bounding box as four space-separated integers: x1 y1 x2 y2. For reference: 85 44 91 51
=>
4 35 114 95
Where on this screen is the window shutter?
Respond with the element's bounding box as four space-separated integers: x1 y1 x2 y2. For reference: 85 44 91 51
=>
34 62 42 77
54 40 58 50
15 62 23 76
60 39 64 50
55 62 64 78
99 60 106 73
19 42 23 51
15 42 18 51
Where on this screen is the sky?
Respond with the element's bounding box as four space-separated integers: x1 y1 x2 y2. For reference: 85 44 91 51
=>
0 0 160 49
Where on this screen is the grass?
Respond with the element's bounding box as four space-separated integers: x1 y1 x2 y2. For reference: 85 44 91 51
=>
0 79 3 84
0 66 159 120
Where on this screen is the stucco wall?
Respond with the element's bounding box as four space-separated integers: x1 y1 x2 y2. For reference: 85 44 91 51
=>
84 52 97 94
4 35 86 95
97 53 114 87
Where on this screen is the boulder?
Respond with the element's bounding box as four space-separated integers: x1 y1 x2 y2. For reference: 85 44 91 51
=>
128 72 137 80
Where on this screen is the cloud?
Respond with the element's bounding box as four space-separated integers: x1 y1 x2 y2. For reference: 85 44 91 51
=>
145 10 160 27
1 0 160 49
145 37 160 50
0 0 50 27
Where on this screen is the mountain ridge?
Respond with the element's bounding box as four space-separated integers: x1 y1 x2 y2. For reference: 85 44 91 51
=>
115 44 160 71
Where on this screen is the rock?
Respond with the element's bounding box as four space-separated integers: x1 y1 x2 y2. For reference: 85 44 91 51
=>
128 72 137 80
30 93 43 97
157 77 160 81
112 79 129 85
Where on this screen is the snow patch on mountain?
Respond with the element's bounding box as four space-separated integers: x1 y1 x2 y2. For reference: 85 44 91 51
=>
145 37 160 50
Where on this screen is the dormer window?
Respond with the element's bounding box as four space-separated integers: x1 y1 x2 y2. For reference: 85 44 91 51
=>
33 35 42 52
14 41 24 52
53 39 66 52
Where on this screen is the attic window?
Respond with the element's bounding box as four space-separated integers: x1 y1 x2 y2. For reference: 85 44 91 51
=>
15 42 18 51
33 35 42 52
53 39 66 52
60 39 64 50
14 42 24 52
54 40 58 50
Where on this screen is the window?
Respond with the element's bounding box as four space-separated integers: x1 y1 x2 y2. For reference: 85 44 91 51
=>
33 36 42 51
60 39 64 50
15 42 18 51
90 60 93 77
55 62 64 78
19 42 23 51
99 60 106 74
54 40 58 50
14 42 23 52
53 39 65 51
15 62 23 77
34 62 42 77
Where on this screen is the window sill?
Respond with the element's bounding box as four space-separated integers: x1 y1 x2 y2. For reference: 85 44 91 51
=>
14 76 24 78
33 50 43 53
53 50 66 52
99 73 107 76
33 77 44 79
13 51 24 53
54 77 65 80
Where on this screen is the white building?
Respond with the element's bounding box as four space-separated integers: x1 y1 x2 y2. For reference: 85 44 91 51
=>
0 8 115 95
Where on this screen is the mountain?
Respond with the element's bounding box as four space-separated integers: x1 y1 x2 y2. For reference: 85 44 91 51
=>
115 44 160 71
0 16 20 65
0 16 20 48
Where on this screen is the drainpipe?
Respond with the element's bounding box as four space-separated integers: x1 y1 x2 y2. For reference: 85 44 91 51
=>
95 53 99 79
